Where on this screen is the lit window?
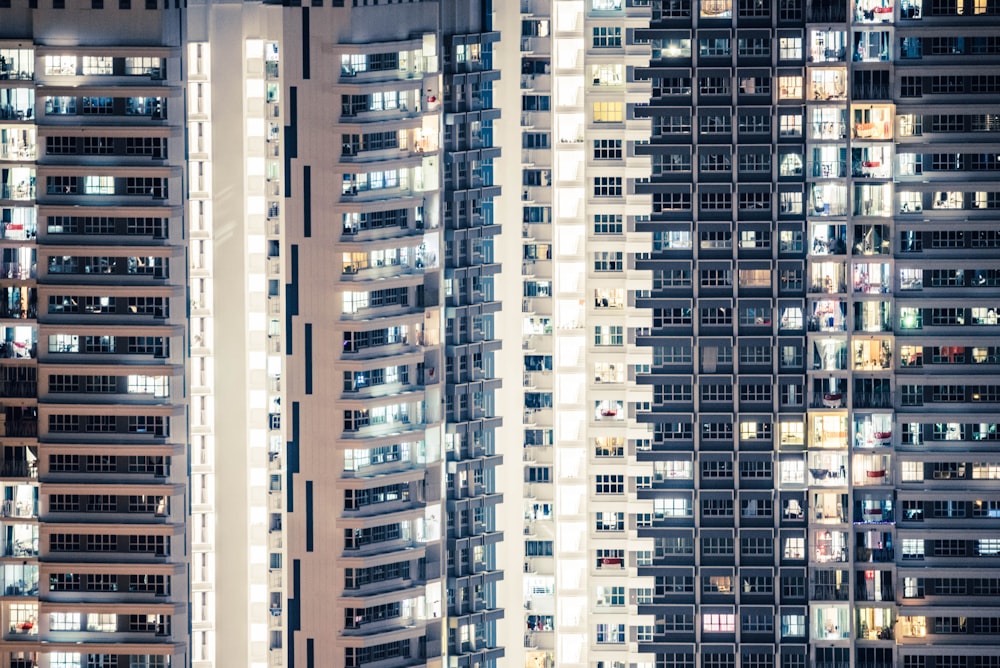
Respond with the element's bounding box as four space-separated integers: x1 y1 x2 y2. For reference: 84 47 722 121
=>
82 56 114 75
49 612 82 631
779 76 803 99
45 55 77 76
779 37 803 60
592 101 623 123
704 613 735 633
591 63 623 86
84 176 114 195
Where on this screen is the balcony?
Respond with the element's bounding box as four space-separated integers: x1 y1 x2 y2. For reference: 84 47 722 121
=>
0 331 37 360
809 159 847 179
808 459 848 487
811 391 846 409
810 582 850 601
810 119 847 141
0 92 33 122
814 531 849 563
854 417 893 448
855 306 892 333
2 407 36 437
855 546 894 563
854 456 893 483
853 391 892 409
854 0 895 24
809 184 848 217
810 29 848 62
0 132 34 161
810 70 847 102
0 458 36 479
813 493 848 524
810 301 847 333
0 564 38 596
854 501 894 524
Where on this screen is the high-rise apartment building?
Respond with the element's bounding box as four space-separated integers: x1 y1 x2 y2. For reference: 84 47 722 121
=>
519 1 1000 668
0 5 188 668
518 1 657 668
194 1 522 667
3 0 1000 667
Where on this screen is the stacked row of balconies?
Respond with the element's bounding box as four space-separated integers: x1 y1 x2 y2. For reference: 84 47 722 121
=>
440 20 506 666
519 4 556 666
330 32 448 668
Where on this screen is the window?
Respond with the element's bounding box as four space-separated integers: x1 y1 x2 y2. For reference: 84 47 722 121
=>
739 75 771 96
779 37 803 60
743 613 775 632
739 0 770 16
595 475 624 494
740 383 772 402
591 63 623 86
521 95 550 112
124 56 163 77
902 538 925 560
701 383 734 403
739 190 771 210
704 576 732 593
780 113 803 137
595 511 625 531
700 113 732 135
593 101 623 123
125 137 165 157
702 536 734 555
700 76 731 95
47 136 75 155
656 114 692 136
593 26 622 48
702 498 734 517
84 176 114 195
740 459 772 478
740 536 774 555
82 56 113 75
700 152 732 173
700 191 732 210
900 76 922 97
595 623 625 644
594 325 624 346
652 76 691 97
50 612 82 631
654 269 692 289
783 536 804 558
656 575 694 594
45 55 77 75
654 345 692 365
779 75 803 99
50 654 83 668
701 268 732 286
593 139 622 160
653 191 692 212
81 96 113 115
704 614 735 633
594 176 622 197
700 38 731 56
593 213 622 235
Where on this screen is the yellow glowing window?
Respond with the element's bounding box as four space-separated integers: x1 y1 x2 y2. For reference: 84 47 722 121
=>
592 101 623 123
